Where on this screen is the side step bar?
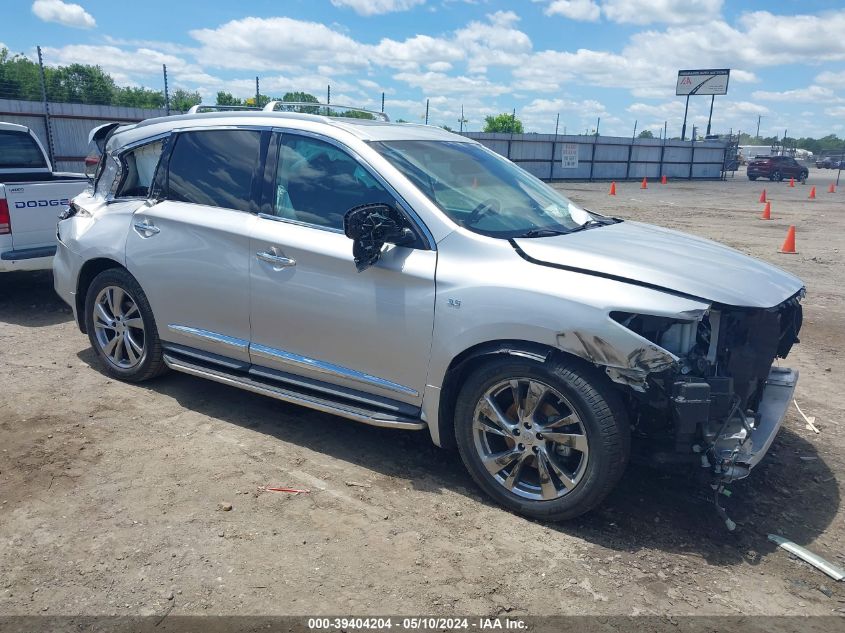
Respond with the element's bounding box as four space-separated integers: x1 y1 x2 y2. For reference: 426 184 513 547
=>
162 353 427 431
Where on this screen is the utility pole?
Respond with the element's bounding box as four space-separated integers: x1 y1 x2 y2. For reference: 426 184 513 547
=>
381 92 385 113
706 94 715 136
162 64 170 116
36 46 55 165
554 112 560 136
255 76 259 106
458 105 467 133
424 98 430 125
755 115 762 139
511 108 517 133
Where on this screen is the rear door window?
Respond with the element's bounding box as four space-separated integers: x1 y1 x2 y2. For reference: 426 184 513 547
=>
116 139 164 198
0 130 47 169
167 130 261 212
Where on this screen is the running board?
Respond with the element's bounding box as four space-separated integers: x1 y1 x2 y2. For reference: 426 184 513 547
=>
162 353 427 431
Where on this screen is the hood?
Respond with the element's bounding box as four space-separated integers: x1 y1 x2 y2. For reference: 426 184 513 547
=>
513 221 804 308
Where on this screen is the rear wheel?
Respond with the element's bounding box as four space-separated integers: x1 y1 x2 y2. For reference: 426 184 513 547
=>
84 268 167 382
454 357 630 521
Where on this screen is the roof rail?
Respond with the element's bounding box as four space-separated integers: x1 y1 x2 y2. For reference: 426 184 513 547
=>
186 104 264 114
263 101 390 122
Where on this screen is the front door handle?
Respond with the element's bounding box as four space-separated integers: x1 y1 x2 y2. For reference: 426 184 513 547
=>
133 220 160 236
256 250 296 268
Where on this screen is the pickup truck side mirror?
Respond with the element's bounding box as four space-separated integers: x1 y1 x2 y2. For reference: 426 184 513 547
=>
343 203 413 272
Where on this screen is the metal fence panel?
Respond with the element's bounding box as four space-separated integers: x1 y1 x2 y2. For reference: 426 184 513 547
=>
463 132 727 181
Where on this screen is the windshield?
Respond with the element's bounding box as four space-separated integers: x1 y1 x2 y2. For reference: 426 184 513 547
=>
371 140 591 238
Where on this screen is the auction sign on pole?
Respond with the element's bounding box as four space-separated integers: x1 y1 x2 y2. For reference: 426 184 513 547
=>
677 69 730 140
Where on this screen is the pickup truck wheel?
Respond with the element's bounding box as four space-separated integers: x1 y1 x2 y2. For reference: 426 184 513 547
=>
84 268 167 382
454 357 630 521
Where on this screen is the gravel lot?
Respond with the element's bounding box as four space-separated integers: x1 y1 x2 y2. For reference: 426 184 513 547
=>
1 168 844 620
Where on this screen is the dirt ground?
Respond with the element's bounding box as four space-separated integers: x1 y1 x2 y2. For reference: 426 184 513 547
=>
1 168 844 620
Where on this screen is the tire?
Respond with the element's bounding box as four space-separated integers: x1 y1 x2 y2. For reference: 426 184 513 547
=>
454 356 630 521
771 170 783 182
84 267 167 382
748 176 757 181
800 172 807 184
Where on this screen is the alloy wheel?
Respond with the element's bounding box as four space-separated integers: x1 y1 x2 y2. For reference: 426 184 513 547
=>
92 285 146 369
472 378 590 501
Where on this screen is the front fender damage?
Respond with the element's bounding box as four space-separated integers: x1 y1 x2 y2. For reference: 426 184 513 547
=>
556 331 677 391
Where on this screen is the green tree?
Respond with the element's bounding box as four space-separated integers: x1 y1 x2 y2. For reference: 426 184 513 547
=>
0 48 42 100
483 112 523 133
216 91 243 106
47 63 116 104
338 109 375 119
637 129 654 139
282 91 319 113
170 88 202 112
114 86 165 108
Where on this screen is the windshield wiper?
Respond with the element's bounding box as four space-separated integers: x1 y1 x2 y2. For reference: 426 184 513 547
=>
516 228 571 238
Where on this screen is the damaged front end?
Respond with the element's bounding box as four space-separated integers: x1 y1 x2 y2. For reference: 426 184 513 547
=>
612 290 804 485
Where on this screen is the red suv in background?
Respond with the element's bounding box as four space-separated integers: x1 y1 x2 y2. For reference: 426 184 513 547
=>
747 155 809 182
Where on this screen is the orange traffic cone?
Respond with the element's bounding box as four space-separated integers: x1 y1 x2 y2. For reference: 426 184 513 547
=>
779 226 797 254
661 175 668 185
809 186 816 199
759 189 767 203
829 183 836 193
641 177 648 189
609 181 616 196
760 201 772 220
789 177 795 187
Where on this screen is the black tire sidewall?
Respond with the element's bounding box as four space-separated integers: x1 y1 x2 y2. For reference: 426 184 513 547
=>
84 268 163 382
454 358 629 521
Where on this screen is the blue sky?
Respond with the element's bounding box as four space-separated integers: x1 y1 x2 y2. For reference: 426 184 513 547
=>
4 0 845 137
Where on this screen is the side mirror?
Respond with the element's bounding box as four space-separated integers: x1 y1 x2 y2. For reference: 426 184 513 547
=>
343 203 413 272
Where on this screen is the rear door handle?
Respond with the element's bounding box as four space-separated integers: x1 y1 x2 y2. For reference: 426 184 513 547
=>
256 250 296 268
133 220 160 236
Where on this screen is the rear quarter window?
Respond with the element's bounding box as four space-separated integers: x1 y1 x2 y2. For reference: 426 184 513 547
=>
0 131 47 169
166 130 261 212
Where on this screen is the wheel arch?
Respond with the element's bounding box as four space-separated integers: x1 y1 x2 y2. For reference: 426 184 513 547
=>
75 257 126 334
431 339 602 449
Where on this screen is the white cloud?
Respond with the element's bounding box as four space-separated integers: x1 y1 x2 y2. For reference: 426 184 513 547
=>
330 0 425 15
602 0 722 25
392 71 510 96
752 85 841 103
816 70 845 88
189 17 369 73
31 0 95 29
524 97 607 115
825 106 845 117
544 1 600 22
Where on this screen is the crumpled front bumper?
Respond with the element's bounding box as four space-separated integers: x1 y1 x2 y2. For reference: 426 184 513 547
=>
714 366 798 481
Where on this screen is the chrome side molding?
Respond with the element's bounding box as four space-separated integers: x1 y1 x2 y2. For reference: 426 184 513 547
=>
167 325 249 354
250 343 419 397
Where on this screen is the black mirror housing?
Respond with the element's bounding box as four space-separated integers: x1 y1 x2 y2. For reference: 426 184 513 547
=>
343 203 412 272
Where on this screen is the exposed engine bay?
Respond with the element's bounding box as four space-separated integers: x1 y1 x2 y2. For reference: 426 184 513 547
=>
612 291 803 501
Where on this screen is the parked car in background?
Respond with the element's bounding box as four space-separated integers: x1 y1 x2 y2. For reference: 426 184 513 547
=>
53 105 804 522
747 155 809 182
816 156 842 169
0 122 87 272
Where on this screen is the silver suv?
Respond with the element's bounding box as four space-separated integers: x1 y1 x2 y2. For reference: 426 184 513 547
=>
54 104 804 522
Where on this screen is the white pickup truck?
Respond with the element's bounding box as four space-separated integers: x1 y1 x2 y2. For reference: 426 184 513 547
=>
0 122 88 272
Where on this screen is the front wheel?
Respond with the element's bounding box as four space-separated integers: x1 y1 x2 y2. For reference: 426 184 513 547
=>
84 267 168 382
771 170 783 182
454 357 630 521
